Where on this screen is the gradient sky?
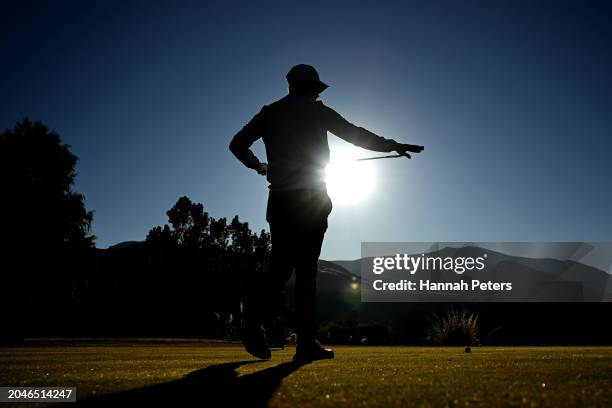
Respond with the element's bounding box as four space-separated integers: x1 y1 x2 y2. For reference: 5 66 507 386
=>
2 0 611 260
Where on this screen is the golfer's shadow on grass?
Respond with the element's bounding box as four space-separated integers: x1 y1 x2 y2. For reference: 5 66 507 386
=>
75 360 309 407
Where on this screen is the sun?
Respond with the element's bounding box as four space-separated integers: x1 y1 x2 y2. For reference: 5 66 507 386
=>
325 146 376 205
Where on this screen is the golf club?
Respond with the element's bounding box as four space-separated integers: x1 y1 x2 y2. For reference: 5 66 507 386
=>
356 153 412 161
355 145 424 161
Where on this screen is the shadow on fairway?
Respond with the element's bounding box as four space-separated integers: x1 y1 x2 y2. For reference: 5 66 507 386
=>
74 360 309 406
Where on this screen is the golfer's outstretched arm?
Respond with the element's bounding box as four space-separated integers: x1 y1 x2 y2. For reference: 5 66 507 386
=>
322 105 398 152
229 107 266 173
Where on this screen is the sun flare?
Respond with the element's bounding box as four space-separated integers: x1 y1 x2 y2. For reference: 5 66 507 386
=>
325 146 376 205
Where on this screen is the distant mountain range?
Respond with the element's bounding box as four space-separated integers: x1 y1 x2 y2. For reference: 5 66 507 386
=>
107 241 145 250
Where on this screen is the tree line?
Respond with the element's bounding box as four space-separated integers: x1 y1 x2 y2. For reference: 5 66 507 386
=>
0 119 271 342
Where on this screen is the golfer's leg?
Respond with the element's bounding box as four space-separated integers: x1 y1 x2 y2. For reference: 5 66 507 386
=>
294 226 326 344
245 222 294 322
240 222 295 358
265 222 296 318
244 187 292 319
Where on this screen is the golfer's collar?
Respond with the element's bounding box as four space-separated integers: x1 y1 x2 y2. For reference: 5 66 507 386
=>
287 93 311 101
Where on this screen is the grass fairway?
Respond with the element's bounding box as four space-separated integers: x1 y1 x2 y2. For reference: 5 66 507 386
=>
1 341 611 407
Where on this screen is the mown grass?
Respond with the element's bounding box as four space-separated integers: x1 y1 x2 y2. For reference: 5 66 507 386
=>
1 342 610 407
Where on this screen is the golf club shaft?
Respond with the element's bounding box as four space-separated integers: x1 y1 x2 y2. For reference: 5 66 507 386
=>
356 154 408 161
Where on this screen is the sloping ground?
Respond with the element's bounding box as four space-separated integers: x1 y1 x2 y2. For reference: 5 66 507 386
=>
1 342 610 407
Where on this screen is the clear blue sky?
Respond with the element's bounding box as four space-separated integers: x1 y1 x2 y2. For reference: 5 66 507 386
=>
2 0 611 260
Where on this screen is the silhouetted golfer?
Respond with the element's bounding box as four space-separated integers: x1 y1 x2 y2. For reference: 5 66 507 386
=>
230 64 423 361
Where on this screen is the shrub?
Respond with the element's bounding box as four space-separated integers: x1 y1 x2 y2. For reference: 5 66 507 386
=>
426 308 480 346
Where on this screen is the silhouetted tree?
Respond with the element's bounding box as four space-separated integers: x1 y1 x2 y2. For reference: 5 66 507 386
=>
166 196 210 250
228 215 256 255
146 198 268 259
141 197 272 338
0 119 95 249
146 224 177 249
209 217 230 255
0 119 94 343
254 229 271 259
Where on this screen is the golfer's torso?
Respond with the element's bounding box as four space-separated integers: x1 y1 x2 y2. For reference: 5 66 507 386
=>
261 95 330 191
